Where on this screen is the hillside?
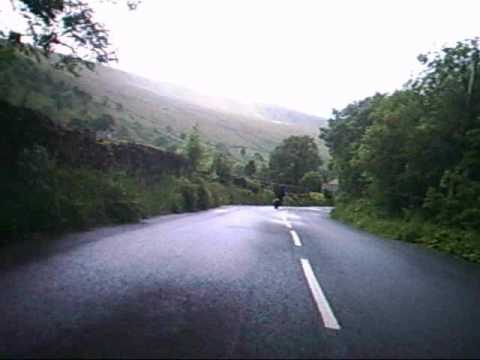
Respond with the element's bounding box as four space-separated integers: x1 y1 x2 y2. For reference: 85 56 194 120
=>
0 51 328 159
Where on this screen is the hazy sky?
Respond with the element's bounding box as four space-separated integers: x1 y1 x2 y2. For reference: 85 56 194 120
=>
5 0 480 116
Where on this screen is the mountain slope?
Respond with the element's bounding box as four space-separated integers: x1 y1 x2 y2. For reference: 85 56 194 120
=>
0 51 328 158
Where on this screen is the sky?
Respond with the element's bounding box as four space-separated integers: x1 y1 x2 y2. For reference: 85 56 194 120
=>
5 0 480 117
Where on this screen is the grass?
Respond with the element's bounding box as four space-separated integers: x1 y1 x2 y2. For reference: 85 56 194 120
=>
331 199 480 263
283 192 332 207
0 154 275 244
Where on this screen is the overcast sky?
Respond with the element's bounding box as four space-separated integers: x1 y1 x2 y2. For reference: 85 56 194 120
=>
5 0 480 117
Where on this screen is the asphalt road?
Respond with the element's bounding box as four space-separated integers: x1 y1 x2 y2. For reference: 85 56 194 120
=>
1 206 480 358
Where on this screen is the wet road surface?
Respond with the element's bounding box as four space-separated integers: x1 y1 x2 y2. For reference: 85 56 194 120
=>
1 206 480 358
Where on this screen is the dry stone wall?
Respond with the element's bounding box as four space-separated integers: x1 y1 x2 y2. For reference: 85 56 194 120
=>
1 100 189 175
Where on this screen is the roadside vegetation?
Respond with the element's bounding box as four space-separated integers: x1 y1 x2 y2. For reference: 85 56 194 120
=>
0 98 329 245
0 1 330 245
0 46 328 162
322 39 480 263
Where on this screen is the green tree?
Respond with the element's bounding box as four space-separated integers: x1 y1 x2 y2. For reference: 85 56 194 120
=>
92 114 116 132
320 94 384 196
254 152 265 163
1 1 140 71
244 160 256 177
212 153 232 181
300 171 323 192
215 142 231 156
269 136 322 185
185 125 203 171
354 90 429 211
323 38 480 225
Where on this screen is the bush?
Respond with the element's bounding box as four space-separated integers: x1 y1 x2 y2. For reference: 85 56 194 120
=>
0 142 273 244
137 176 178 216
333 199 480 263
196 180 213 210
1 145 144 240
177 179 198 212
300 171 324 192
284 192 327 206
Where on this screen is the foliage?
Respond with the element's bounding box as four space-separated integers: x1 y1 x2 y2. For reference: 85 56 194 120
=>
212 152 232 182
1 0 140 70
194 178 213 210
324 39 480 221
283 192 328 207
91 113 116 132
244 160 256 177
320 94 384 196
177 179 199 212
300 171 324 192
184 125 203 172
269 135 322 185
332 199 480 264
323 38 480 261
0 51 327 162
1 147 275 241
1 145 143 238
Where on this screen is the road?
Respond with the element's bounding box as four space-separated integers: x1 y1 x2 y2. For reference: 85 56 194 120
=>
1 206 480 358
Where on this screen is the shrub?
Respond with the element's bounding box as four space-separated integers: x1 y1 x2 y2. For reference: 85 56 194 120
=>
177 179 198 212
300 171 324 192
333 199 480 263
284 192 327 206
196 180 213 210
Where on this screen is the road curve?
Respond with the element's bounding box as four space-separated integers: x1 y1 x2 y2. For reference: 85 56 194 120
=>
1 206 479 358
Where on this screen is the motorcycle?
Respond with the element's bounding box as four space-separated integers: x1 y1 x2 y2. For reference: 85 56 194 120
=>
273 198 282 209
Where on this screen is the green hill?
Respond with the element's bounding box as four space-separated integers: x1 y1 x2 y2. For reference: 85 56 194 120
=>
0 50 328 159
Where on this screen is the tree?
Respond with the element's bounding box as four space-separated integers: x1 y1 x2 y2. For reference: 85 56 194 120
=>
320 94 385 196
300 171 323 192
269 136 322 185
254 152 265 163
244 160 256 177
215 142 229 154
92 113 115 132
240 146 246 157
1 0 141 71
323 38 480 225
212 153 232 181
185 125 203 171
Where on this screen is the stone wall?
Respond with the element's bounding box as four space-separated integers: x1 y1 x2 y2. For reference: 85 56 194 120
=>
1 100 189 175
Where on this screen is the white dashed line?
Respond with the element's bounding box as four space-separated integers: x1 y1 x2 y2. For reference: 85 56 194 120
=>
213 209 229 214
300 258 341 330
281 213 293 229
290 230 302 247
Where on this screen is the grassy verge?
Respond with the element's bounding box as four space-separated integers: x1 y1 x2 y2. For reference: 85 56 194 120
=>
332 199 480 263
0 145 274 244
283 191 333 207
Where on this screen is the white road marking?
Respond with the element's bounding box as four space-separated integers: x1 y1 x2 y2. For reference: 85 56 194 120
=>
280 213 293 229
213 209 229 214
290 230 302 247
300 258 341 330
306 207 334 213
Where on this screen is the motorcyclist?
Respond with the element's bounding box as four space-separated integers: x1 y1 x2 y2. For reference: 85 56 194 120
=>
273 184 287 209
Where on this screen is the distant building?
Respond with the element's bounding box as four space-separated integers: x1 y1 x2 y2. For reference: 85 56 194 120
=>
323 179 339 193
